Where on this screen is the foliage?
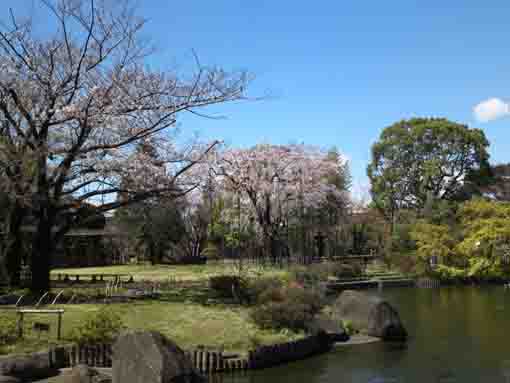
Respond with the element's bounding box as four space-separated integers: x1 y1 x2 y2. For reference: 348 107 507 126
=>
250 283 325 331
209 275 245 299
368 118 490 223
406 199 510 280
456 199 510 278
0 0 249 292
391 223 417 255
214 144 348 260
410 221 457 264
246 276 284 304
69 308 125 345
114 199 185 264
0 313 17 347
329 262 363 279
431 264 467 281
341 319 355 336
290 263 330 286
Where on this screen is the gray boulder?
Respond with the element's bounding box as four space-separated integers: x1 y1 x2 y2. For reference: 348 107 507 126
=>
64 365 110 383
0 351 59 381
112 331 204 383
331 290 407 341
48 365 111 383
306 314 349 342
0 376 20 383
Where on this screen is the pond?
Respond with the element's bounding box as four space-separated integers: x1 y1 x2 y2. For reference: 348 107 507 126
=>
223 286 510 383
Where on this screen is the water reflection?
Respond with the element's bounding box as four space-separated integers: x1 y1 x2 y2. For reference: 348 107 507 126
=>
218 286 510 383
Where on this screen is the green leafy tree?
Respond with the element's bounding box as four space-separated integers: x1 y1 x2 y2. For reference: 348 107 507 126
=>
114 200 185 264
408 199 510 280
456 199 510 278
410 220 457 274
367 118 490 229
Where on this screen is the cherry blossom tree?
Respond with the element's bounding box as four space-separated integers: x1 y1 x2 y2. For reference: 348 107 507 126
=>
214 144 347 263
0 0 250 292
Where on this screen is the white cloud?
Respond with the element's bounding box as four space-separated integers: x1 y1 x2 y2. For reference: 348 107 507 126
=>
473 98 510 122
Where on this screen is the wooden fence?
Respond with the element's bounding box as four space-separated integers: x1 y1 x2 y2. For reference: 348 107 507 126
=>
64 344 113 368
416 278 441 288
59 333 331 374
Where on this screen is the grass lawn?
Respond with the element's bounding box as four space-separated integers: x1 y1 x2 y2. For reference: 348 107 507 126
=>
0 300 303 356
50 261 290 283
2 262 298 356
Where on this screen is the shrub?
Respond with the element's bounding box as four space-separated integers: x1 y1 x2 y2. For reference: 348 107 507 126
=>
291 263 330 287
70 308 124 345
284 285 325 315
250 284 325 332
247 277 284 305
209 275 243 298
330 262 363 279
342 319 355 335
393 252 419 275
0 313 17 347
251 301 312 331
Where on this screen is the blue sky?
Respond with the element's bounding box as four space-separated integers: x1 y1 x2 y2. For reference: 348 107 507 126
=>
4 1 510 189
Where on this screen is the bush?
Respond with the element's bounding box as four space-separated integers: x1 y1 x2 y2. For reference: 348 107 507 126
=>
247 277 284 305
0 313 17 347
330 262 363 279
209 275 243 298
251 301 312 331
291 263 330 286
70 308 124 345
393 252 419 275
250 284 325 332
341 319 356 335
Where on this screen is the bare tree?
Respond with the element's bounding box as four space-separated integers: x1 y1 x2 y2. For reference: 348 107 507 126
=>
0 0 250 292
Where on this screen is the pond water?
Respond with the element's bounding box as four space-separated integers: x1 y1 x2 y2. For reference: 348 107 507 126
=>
223 286 510 383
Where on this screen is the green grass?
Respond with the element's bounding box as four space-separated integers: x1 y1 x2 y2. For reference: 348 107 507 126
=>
2 263 297 356
0 301 303 356
51 262 289 283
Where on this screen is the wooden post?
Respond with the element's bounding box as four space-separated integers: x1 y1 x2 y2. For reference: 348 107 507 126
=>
71 345 77 366
17 311 24 338
211 352 218 373
57 311 62 340
205 351 210 373
219 351 224 372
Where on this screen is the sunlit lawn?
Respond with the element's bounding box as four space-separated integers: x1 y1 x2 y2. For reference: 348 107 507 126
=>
3 261 297 356
50 261 289 283
0 300 303 356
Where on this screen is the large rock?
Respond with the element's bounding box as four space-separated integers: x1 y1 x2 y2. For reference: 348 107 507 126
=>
61 365 110 383
0 351 59 381
47 365 111 383
112 331 204 383
306 314 349 342
0 376 20 383
331 290 407 341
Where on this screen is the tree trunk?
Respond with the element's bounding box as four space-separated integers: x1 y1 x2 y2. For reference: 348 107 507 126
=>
3 204 26 287
30 207 55 293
